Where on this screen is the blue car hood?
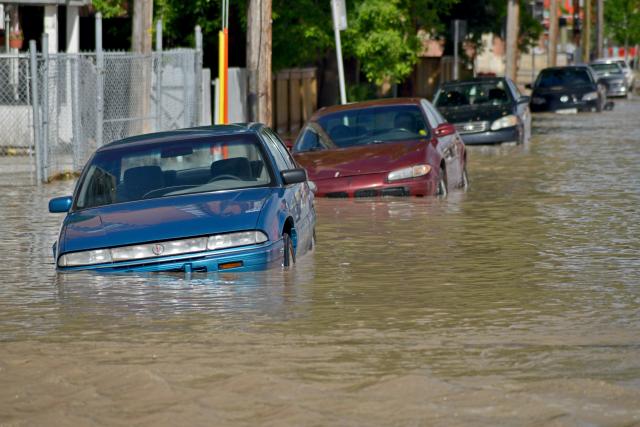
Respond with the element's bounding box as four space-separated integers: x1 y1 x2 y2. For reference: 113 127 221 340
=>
59 188 273 254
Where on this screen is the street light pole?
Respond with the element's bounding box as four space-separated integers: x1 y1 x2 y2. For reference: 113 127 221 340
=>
331 0 347 105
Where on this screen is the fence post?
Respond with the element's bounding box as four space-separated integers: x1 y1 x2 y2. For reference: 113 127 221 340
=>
195 25 203 126
155 19 163 132
71 55 82 170
41 33 49 181
95 12 104 147
29 41 43 184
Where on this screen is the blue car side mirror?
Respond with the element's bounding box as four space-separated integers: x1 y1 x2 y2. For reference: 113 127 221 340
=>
49 196 73 213
281 168 307 185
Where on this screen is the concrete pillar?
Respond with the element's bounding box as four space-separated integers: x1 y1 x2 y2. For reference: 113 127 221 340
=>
43 5 58 53
66 6 79 53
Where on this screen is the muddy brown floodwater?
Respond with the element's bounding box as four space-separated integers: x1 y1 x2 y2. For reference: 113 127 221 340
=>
1 100 640 426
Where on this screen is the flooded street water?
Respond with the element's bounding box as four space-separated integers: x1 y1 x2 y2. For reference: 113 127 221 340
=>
1 100 640 426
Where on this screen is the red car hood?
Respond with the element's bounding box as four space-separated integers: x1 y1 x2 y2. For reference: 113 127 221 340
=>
294 139 428 180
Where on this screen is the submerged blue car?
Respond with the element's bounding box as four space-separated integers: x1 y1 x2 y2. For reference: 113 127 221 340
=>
49 124 316 273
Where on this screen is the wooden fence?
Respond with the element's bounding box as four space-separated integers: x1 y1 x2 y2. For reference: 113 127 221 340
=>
272 68 317 140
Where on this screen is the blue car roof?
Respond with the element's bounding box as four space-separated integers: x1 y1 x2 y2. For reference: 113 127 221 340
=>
98 123 265 152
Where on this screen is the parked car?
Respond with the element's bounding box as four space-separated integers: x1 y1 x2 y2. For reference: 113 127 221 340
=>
433 77 531 145
291 98 467 198
611 58 635 91
590 59 629 98
527 65 607 113
49 124 316 272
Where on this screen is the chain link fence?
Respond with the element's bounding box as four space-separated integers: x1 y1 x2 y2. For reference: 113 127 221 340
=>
0 55 32 155
0 38 204 182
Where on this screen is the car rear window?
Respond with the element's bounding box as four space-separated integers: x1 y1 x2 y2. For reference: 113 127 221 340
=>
536 68 593 88
314 105 429 149
74 134 273 210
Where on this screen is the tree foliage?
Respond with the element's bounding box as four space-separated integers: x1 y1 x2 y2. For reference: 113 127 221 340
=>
440 0 543 53
605 0 640 47
271 0 333 70
92 0 128 18
345 0 456 85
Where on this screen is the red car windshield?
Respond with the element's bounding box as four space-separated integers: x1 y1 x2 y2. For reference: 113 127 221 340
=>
315 105 429 149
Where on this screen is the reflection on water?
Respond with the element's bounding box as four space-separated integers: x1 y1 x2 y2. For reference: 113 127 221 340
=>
1 101 640 425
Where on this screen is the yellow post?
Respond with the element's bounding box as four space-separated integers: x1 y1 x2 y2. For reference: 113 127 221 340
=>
218 30 226 124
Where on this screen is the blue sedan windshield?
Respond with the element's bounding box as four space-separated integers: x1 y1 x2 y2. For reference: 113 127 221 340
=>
75 135 273 210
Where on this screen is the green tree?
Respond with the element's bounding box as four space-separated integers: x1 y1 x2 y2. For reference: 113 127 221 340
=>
271 0 334 70
92 0 128 18
345 0 456 87
605 0 640 54
440 0 543 53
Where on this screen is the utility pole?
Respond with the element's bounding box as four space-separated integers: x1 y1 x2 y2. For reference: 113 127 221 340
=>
572 0 581 63
247 0 273 126
596 0 603 58
582 0 591 63
548 0 558 66
132 0 153 54
505 0 519 80
132 0 153 134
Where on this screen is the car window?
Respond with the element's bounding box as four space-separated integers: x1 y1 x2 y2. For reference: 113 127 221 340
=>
434 80 513 107
421 100 440 129
266 129 297 169
430 103 447 124
506 78 522 98
536 68 594 88
315 105 430 148
295 127 322 152
74 134 273 210
262 130 291 171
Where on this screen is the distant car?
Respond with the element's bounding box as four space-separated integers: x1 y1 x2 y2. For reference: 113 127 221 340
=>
610 58 635 91
527 65 607 113
433 77 531 145
49 124 316 272
292 98 467 198
590 59 629 98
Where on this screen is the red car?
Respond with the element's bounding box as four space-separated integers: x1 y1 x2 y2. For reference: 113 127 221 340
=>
291 98 468 197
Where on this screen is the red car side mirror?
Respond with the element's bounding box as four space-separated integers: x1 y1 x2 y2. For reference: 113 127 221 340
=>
434 123 456 137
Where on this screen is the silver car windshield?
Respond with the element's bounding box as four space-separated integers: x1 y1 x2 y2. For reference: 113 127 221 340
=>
75 135 273 210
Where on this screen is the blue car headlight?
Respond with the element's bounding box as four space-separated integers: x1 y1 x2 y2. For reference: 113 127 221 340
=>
58 249 113 267
207 231 268 250
58 231 269 267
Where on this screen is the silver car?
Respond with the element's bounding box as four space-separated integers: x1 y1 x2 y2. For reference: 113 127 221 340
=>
590 60 629 98
615 59 636 91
